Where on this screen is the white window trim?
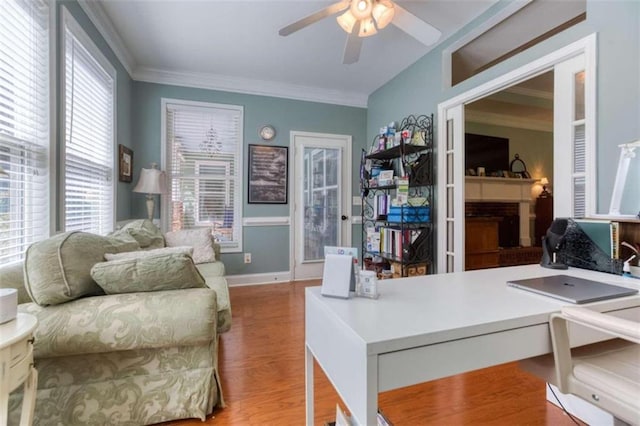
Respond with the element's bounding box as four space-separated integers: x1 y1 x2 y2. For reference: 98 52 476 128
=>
59 6 117 233
441 0 532 89
48 0 57 236
160 97 244 253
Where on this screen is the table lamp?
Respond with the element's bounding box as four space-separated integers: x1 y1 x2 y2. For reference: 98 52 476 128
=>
133 163 166 221
539 177 550 198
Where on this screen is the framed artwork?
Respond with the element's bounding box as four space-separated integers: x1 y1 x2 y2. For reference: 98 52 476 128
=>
248 144 288 204
118 144 133 183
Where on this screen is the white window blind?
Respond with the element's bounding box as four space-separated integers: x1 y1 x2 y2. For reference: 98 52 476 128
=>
164 100 243 252
62 9 115 235
0 0 50 263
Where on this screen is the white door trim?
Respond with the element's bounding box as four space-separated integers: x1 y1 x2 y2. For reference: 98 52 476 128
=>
437 33 597 272
289 131 353 280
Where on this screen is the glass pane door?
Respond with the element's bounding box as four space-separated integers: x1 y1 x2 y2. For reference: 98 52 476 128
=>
303 147 340 262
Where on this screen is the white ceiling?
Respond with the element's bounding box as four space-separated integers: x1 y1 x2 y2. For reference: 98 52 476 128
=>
85 0 499 106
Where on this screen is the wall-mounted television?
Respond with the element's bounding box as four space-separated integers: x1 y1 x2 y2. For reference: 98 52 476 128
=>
465 133 509 175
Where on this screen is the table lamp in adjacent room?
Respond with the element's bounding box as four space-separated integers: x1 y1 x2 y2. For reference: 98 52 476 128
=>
133 163 166 221
539 177 550 198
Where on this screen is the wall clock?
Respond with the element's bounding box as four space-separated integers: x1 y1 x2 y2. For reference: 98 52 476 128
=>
259 125 276 141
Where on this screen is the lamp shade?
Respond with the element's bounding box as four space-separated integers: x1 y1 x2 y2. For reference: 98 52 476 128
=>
337 10 357 33
540 177 549 186
372 0 394 29
133 167 166 194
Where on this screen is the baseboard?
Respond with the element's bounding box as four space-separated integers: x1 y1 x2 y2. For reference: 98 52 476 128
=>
227 271 291 286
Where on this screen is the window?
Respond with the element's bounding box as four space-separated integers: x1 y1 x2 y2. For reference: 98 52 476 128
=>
450 0 586 86
163 99 243 252
62 8 116 235
0 0 51 263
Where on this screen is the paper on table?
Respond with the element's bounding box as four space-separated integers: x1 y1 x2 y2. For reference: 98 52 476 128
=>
321 254 353 299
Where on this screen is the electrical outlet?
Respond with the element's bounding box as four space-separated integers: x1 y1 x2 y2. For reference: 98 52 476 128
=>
244 253 251 264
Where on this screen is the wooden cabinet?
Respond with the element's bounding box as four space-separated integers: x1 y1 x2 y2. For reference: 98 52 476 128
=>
465 217 501 270
535 196 553 246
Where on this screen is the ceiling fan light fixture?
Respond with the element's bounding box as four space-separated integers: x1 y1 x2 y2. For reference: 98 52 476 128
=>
350 0 372 20
358 17 378 37
337 10 357 33
372 0 395 29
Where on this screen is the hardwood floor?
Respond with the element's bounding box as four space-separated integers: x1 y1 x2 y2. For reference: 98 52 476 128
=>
165 281 582 425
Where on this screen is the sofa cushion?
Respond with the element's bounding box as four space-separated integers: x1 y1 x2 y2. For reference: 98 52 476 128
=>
118 219 165 249
23 232 125 306
91 253 206 294
196 262 231 333
165 228 216 264
18 288 218 357
103 246 193 261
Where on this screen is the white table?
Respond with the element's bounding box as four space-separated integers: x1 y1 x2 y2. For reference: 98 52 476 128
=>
0 313 38 426
305 265 640 425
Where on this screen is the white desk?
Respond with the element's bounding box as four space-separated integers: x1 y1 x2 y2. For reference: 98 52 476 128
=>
305 265 640 425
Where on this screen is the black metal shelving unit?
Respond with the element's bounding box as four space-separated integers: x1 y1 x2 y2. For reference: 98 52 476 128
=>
360 114 434 277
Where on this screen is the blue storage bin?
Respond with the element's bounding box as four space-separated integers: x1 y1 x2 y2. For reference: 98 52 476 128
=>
387 205 430 223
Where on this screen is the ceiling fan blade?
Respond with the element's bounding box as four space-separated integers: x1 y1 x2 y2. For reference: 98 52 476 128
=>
279 0 350 36
342 21 363 64
391 3 442 46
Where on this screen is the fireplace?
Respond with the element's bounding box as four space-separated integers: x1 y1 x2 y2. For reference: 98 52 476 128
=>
466 202 520 248
465 176 535 247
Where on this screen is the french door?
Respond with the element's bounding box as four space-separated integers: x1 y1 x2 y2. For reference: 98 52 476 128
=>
291 132 352 280
438 35 596 273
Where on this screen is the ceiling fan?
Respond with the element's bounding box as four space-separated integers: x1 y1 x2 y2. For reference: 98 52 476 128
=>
279 0 442 64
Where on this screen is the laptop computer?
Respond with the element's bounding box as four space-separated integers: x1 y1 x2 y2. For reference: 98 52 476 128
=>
507 274 638 304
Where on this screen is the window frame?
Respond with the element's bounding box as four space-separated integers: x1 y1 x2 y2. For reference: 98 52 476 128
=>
161 98 244 253
59 6 117 235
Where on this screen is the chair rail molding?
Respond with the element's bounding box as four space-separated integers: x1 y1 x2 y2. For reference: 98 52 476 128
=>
243 216 290 227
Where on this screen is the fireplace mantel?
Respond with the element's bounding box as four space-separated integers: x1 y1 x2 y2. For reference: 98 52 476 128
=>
465 177 536 246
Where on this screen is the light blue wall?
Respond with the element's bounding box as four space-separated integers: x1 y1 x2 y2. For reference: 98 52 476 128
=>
368 0 640 214
57 1 134 226
132 82 367 274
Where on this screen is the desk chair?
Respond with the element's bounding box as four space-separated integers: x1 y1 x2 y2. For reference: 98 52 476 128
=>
550 307 640 425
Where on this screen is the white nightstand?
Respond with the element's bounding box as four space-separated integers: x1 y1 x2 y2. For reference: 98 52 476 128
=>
0 313 38 426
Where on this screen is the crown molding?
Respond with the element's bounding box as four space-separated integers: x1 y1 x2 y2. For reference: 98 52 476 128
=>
466 110 552 132
76 0 136 76
77 1 368 107
133 67 369 108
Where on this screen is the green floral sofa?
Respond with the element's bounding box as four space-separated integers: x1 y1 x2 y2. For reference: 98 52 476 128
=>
0 220 231 425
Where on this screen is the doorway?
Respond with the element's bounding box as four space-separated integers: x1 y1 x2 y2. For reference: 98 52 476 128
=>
290 131 352 280
438 34 596 273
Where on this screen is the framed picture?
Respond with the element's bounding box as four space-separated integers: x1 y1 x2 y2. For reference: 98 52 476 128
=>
118 144 133 183
248 144 288 204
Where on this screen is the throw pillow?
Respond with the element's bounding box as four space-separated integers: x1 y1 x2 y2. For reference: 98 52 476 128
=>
90 253 206 294
104 246 193 261
106 230 141 253
23 232 118 306
164 228 216 264
119 219 165 249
